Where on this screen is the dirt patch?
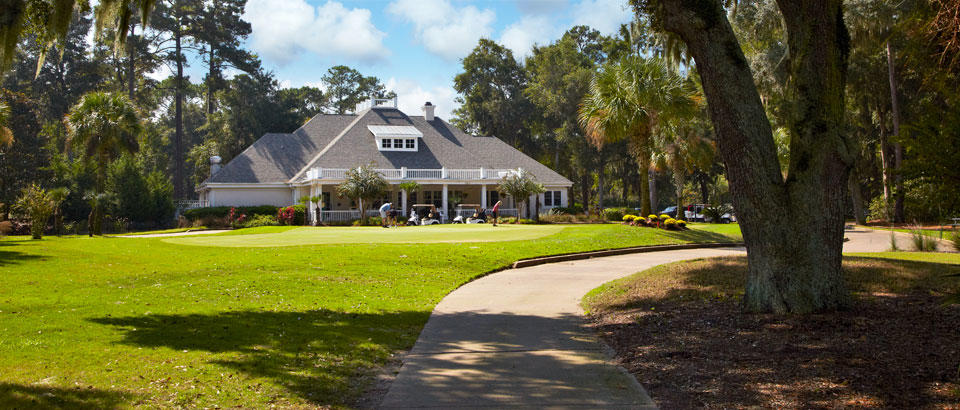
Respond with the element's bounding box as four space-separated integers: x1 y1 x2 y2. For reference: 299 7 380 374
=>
588 257 960 409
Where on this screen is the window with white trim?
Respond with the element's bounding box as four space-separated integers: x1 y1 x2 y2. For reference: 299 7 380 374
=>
544 191 562 206
381 139 392 149
405 138 415 149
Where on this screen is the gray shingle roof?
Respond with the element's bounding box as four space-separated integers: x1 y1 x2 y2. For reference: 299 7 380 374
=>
205 108 572 186
205 114 355 183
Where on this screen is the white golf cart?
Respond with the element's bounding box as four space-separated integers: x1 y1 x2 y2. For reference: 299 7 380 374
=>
452 204 486 224
408 204 443 225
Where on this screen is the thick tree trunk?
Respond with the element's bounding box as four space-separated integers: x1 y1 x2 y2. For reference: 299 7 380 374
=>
657 0 852 313
886 41 905 222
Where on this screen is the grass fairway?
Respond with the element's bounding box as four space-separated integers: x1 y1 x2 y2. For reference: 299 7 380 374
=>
164 224 567 247
0 223 739 408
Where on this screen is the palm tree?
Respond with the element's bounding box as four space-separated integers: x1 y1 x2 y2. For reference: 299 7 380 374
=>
0 102 12 147
336 164 388 226
66 92 141 235
578 56 697 216
498 169 546 222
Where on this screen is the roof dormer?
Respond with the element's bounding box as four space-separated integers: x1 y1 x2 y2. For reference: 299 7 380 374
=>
368 125 422 152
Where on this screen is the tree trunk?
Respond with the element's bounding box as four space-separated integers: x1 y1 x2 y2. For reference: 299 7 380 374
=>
849 171 866 225
648 168 657 215
207 43 217 115
638 147 652 216
657 0 851 313
876 106 893 220
596 163 604 210
886 41 905 223
174 24 185 200
127 24 136 100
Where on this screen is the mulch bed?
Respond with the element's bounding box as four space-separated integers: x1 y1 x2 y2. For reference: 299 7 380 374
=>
590 295 960 409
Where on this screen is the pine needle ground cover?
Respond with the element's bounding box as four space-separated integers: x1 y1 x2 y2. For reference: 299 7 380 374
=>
585 252 960 408
0 223 739 408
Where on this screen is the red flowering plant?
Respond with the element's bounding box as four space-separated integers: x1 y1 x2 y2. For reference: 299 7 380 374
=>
277 206 296 225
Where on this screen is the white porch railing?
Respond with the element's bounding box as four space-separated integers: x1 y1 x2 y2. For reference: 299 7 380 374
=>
497 208 519 217
320 210 360 222
306 167 521 182
406 168 442 179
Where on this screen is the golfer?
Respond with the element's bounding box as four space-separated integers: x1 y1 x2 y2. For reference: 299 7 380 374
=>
379 202 392 228
491 200 501 226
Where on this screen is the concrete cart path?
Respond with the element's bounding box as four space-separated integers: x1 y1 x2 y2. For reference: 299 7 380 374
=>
379 227 903 409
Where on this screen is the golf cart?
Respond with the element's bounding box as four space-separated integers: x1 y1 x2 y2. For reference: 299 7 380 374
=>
452 204 486 224
408 204 442 225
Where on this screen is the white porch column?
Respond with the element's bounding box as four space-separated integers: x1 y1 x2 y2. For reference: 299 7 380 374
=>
441 184 449 223
401 189 408 217
317 184 333 222
480 184 487 209
308 184 315 224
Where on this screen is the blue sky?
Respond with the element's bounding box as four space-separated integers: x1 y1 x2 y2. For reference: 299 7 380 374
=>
231 0 634 119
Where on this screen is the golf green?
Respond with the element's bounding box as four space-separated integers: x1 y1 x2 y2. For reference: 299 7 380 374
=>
163 224 567 247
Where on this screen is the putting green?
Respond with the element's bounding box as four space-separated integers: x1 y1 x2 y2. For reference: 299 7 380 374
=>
163 224 567 247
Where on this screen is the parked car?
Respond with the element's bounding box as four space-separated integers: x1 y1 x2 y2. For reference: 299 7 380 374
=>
684 204 736 223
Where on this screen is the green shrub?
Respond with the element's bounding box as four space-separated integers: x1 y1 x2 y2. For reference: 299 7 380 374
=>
550 206 583 215
292 205 306 225
240 214 279 228
184 205 278 221
951 231 960 252
603 208 625 222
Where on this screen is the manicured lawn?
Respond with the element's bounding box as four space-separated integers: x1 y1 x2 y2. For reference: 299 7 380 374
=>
0 223 740 408
165 224 567 247
584 252 960 408
112 227 210 236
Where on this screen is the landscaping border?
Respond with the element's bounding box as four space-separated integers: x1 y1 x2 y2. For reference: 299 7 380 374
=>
511 242 745 268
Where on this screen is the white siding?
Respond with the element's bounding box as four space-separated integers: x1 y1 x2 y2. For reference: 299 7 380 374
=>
208 187 293 207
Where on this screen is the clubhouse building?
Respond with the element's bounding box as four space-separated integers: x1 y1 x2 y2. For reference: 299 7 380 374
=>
197 98 572 223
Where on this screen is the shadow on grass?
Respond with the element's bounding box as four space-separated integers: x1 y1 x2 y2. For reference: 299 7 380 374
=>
0 382 135 409
590 255 960 408
0 240 45 267
661 227 740 244
89 309 429 406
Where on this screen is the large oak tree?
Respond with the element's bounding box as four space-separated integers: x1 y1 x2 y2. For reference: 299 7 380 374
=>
633 0 853 313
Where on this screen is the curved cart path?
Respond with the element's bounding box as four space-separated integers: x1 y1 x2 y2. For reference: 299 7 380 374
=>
379 227 907 409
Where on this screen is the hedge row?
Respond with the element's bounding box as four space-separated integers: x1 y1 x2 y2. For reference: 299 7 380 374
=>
183 205 279 220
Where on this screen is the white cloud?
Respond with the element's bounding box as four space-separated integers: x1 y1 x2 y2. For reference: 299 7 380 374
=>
384 77 458 120
387 0 496 61
570 0 632 34
146 64 173 81
499 16 560 59
244 0 388 65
